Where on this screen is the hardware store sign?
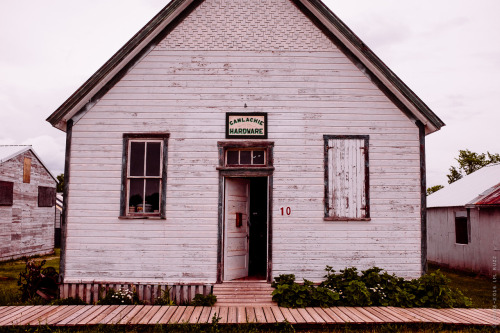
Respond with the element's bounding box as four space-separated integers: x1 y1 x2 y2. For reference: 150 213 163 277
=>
226 113 268 139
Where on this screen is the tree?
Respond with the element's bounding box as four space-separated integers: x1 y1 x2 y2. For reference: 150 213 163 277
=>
426 185 444 196
446 150 500 184
56 174 64 192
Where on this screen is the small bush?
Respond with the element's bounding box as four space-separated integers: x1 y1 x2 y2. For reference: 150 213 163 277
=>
50 296 87 305
192 293 217 306
97 288 143 305
17 259 59 302
272 266 472 308
154 287 176 306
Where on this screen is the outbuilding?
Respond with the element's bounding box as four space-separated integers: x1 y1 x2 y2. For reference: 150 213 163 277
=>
427 163 500 277
0 145 57 261
47 0 444 302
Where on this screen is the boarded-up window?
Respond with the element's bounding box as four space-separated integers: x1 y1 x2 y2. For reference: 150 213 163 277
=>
455 216 469 244
23 157 31 183
121 134 169 218
0 181 14 206
324 135 369 220
38 186 56 207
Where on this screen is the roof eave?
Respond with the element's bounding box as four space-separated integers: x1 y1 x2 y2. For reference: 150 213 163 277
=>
298 0 445 134
46 0 194 132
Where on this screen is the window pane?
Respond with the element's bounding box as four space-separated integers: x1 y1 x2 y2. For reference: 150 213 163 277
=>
130 142 145 176
455 217 468 244
227 150 239 165
0 181 14 206
129 179 144 212
146 142 161 176
240 150 251 164
253 150 265 165
145 179 160 213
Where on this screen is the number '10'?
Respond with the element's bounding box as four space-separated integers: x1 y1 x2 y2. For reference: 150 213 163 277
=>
280 207 291 215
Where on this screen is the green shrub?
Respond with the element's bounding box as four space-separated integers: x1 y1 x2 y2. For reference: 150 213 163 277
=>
154 287 176 306
272 266 472 308
97 288 143 305
50 296 87 305
17 259 59 302
191 293 217 306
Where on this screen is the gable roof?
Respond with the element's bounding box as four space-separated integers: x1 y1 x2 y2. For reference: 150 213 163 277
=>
427 163 500 208
0 145 57 183
46 0 445 134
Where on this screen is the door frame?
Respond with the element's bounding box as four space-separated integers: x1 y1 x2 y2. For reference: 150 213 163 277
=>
216 141 274 283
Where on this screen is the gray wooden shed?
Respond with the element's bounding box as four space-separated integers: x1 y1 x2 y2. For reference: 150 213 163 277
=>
427 163 500 277
0 145 57 261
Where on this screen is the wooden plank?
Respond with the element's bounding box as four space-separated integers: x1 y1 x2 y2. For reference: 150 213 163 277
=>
262 306 276 323
56 306 94 326
287 308 307 324
21 306 64 326
395 307 433 322
254 307 266 323
312 307 338 324
0 306 42 325
77 306 110 325
86 305 119 325
297 308 316 324
157 306 178 325
227 306 238 324
98 305 132 324
462 308 500 325
198 307 212 324
46 306 84 325
107 305 135 324
356 307 388 323
208 307 220 324
446 308 492 325
304 308 326 324
117 305 145 325
217 306 229 324
177 306 195 324
404 308 445 323
136 306 162 325
13 306 57 326
270 307 286 323
327 307 357 323
434 308 476 325
236 306 246 324
245 307 257 323
347 307 379 323
127 305 155 325
167 306 186 324
147 306 169 324
188 306 204 324
278 307 297 324
379 307 417 322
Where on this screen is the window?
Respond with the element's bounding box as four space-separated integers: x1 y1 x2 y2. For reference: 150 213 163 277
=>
38 186 56 207
324 135 369 220
121 134 169 218
226 149 266 166
0 181 14 206
455 211 469 244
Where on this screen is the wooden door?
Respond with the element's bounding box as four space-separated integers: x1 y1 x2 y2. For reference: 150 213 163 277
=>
224 178 250 281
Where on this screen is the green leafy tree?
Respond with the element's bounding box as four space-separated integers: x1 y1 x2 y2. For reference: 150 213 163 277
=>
446 150 500 184
56 174 64 192
426 185 444 196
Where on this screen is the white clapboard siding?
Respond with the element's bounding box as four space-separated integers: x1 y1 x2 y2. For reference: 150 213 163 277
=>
64 0 424 283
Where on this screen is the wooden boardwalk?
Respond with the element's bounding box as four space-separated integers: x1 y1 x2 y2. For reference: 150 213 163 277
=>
0 305 498 327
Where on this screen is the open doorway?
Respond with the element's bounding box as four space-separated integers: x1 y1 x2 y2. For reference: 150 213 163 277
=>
223 177 268 281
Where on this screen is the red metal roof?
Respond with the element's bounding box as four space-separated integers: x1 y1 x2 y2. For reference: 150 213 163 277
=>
472 183 500 206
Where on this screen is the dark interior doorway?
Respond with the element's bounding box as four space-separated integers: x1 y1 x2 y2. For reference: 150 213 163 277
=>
248 177 268 279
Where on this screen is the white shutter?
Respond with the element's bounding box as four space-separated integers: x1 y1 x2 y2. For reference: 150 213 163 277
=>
328 138 367 219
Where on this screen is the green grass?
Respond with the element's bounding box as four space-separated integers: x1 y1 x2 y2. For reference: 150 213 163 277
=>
0 248 60 305
428 263 495 308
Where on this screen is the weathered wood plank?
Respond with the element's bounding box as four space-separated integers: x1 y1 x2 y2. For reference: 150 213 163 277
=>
85 305 119 325
297 308 315 324
13 306 58 326
216 307 229 324
227 306 238 324
188 306 204 324
156 306 177 325
0 306 43 326
253 307 266 323
128 306 156 325
327 307 357 323
311 307 338 324
262 307 276 323
198 307 212 324
287 308 307 324
304 308 326 324
77 306 110 325
177 306 195 324
278 307 296 324
117 305 145 325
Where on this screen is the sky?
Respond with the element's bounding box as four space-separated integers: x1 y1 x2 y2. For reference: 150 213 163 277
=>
0 0 499 188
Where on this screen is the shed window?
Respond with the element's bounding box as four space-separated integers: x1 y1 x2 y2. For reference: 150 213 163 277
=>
0 181 14 206
38 186 56 207
455 216 469 244
324 135 369 220
121 134 168 218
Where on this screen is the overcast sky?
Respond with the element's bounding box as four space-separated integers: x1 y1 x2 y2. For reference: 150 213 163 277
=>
1 0 499 187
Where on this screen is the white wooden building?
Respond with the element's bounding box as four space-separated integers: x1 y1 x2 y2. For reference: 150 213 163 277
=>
427 163 500 277
47 0 444 301
0 145 57 261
